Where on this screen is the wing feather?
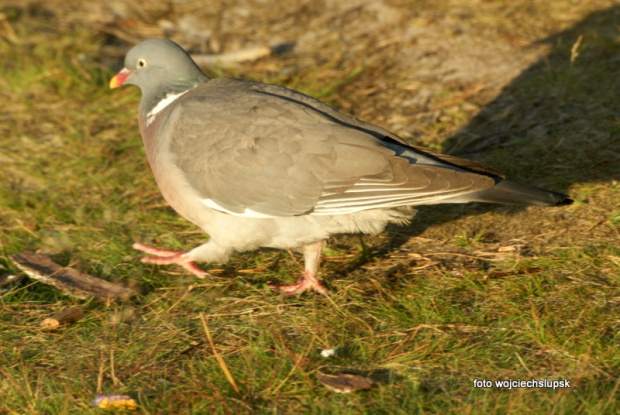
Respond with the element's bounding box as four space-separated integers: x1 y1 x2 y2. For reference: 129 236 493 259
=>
163 79 496 218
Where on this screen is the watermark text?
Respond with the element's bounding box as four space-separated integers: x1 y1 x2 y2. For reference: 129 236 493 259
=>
473 378 571 390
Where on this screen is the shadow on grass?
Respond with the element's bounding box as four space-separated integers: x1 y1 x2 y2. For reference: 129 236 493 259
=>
380 4 620 253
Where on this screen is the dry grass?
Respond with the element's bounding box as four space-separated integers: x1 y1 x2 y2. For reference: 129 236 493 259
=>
1 0 618 414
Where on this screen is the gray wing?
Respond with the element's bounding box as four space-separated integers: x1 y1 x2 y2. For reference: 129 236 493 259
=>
166 79 496 218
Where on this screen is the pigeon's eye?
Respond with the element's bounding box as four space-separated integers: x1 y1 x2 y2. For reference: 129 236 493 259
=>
137 58 147 68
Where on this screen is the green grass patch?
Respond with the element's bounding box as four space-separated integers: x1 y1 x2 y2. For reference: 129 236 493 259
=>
1 1 619 414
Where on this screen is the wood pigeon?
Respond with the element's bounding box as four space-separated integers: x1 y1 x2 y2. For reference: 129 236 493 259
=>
110 38 572 295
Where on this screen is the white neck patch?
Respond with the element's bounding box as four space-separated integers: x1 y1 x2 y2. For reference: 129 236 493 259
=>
146 90 190 126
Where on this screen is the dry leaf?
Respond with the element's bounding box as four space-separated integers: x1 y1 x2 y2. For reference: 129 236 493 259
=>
316 372 374 393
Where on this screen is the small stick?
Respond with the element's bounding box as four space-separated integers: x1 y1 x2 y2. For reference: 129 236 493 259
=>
199 313 240 393
9 252 137 302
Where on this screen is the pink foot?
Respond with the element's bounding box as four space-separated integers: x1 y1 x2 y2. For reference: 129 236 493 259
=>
132 242 207 279
269 272 327 296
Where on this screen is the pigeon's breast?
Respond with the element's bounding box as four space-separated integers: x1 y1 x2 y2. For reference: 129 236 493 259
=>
138 109 215 228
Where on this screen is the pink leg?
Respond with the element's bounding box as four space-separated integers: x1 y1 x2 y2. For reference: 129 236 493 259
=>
269 240 327 296
132 242 207 279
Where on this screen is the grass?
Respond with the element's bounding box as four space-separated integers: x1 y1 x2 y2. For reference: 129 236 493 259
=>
1 1 619 414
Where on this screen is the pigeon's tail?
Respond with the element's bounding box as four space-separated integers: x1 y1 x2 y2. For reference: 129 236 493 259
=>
459 180 574 207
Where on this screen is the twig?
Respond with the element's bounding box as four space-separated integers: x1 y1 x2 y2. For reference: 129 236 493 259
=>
515 352 533 377
8 252 137 302
267 329 315 394
199 313 240 393
110 348 118 388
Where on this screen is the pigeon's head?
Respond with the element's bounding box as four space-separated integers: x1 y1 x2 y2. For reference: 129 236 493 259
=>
110 39 208 97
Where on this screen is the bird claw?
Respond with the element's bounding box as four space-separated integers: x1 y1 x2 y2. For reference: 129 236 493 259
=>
132 242 208 279
133 242 326 293
269 273 327 296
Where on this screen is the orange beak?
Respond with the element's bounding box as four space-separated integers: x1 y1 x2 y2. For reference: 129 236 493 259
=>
109 68 133 89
